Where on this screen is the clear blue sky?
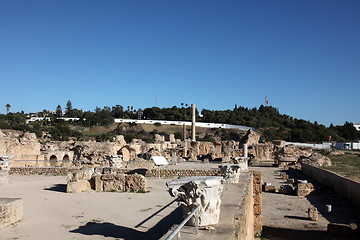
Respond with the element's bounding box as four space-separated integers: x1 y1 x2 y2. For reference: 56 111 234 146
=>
1 0 359 126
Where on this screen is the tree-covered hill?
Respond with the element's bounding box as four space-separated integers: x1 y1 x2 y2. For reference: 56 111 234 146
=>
1 102 359 143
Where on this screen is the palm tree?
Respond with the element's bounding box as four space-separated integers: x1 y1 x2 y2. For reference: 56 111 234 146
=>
5 104 11 114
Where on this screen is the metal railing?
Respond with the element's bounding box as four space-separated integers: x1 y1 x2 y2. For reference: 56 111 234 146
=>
165 204 200 240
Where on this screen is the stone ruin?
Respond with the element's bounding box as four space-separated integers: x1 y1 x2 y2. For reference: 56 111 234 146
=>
0 198 23 229
166 176 224 226
66 168 147 193
0 155 13 185
1 128 333 168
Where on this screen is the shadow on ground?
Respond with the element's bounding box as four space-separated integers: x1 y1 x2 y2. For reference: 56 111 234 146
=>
43 184 67 193
262 225 356 240
69 205 182 240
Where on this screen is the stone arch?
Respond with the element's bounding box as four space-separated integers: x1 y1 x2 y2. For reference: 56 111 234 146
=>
62 154 70 166
49 155 58 166
117 146 135 161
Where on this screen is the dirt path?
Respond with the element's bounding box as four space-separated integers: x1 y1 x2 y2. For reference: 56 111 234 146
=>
250 166 360 240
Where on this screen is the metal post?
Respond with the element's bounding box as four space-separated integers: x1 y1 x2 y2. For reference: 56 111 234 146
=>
195 210 199 235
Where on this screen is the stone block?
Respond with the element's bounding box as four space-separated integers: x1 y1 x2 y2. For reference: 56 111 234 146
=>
101 174 115 180
308 207 318 221
66 180 91 193
253 184 262 194
94 174 103 191
263 185 276 192
125 173 146 192
103 179 125 192
254 222 263 232
254 204 262 215
296 183 314 196
254 195 262 205
254 214 262 223
0 198 23 228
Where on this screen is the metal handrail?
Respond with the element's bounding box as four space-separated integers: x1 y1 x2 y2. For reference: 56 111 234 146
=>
165 204 201 240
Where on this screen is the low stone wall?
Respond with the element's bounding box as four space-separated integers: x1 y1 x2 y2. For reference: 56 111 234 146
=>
10 167 81 175
301 163 360 206
253 171 262 236
233 172 254 240
10 167 221 177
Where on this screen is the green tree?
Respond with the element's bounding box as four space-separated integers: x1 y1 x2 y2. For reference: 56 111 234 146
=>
66 100 72 113
56 105 63 117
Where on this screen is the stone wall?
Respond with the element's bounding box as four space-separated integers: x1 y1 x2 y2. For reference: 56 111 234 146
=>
233 172 254 240
10 167 221 177
302 163 360 206
253 171 262 236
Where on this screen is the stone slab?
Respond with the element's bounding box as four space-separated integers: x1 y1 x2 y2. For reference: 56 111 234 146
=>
0 198 23 228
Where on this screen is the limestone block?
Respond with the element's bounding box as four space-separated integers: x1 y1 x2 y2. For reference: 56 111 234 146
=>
263 184 276 192
0 198 23 228
125 173 146 192
67 169 94 182
254 204 262 215
103 179 125 192
253 171 261 184
253 184 262 195
296 183 314 196
308 207 318 221
254 222 263 232
254 195 262 205
254 214 262 223
66 180 91 193
101 174 115 180
94 174 103 191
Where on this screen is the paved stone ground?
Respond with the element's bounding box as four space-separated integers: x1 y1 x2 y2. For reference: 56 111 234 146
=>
0 175 182 240
250 166 360 240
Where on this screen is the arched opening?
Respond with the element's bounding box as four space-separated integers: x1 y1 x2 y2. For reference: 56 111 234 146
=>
49 155 58 166
62 154 70 167
120 147 130 161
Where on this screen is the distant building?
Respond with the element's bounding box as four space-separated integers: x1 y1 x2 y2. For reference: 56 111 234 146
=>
354 123 360 131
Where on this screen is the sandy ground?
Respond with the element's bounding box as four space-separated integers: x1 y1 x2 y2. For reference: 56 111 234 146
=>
251 166 360 240
0 175 182 240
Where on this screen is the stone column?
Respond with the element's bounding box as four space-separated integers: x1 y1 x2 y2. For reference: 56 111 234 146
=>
243 143 248 158
191 104 196 142
183 123 186 141
167 176 224 226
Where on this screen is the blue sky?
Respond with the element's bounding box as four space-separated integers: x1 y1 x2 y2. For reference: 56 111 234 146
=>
0 0 359 126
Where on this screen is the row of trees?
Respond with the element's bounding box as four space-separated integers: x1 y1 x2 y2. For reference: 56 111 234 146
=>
1 101 359 143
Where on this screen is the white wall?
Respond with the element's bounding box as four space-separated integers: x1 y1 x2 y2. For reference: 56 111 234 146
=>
114 118 252 131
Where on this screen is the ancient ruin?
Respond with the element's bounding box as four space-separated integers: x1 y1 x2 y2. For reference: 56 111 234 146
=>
66 168 147 193
0 198 23 228
166 176 224 226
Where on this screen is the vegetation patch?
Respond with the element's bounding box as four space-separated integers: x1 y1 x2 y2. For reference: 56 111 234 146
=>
322 153 360 182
